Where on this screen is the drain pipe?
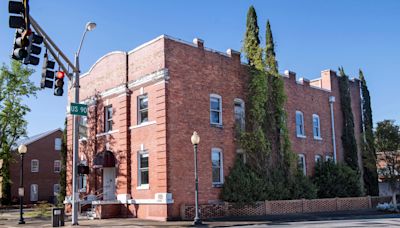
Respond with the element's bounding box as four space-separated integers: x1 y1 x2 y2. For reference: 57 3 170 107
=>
329 96 337 164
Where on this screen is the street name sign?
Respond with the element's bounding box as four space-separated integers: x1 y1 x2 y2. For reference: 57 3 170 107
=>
70 103 88 116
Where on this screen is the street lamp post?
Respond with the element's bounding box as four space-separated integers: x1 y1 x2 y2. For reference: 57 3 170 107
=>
191 131 202 226
18 144 27 225
71 21 96 226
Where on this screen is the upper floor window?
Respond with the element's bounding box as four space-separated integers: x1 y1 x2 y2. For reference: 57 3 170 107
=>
55 138 62 150
298 154 306 175
138 151 149 186
211 148 223 186
234 99 245 136
54 160 61 173
138 95 149 124
313 114 321 139
296 111 305 137
104 105 113 132
79 116 88 139
31 159 39 173
210 94 222 126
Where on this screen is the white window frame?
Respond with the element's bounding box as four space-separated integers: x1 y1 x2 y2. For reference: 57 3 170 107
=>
296 111 305 137
211 148 224 186
234 98 245 133
105 105 113 132
313 114 322 140
138 151 149 188
30 184 38 201
315 155 322 163
210 94 223 126
326 155 333 161
31 159 39 173
55 138 62 150
54 160 61 173
138 94 149 124
298 154 306 175
53 184 60 196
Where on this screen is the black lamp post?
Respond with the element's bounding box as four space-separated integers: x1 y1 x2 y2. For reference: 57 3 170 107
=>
191 131 202 226
18 144 27 224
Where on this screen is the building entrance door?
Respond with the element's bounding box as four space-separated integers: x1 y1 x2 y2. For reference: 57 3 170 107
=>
103 167 116 200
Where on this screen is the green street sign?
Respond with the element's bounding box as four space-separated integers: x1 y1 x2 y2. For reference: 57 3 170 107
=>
70 103 88 116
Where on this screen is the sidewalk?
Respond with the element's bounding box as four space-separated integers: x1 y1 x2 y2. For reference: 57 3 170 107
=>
1 209 399 227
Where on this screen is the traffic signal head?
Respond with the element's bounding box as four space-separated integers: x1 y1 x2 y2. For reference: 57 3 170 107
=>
41 53 55 89
11 29 28 60
54 71 65 96
24 32 43 66
8 0 30 30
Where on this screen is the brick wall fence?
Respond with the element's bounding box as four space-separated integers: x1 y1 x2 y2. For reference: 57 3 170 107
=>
180 196 392 220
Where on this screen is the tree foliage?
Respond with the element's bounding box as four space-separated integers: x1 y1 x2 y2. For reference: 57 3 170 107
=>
313 160 362 198
359 70 378 196
0 60 37 204
338 67 359 171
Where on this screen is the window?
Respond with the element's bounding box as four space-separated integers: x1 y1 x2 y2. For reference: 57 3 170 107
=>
79 175 87 192
212 148 223 185
298 154 306 175
55 138 62 150
315 155 322 164
54 160 61 173
30 184 38 201
234 99 245 136
31 159 39 172
296 111 305 137
53 184 60 196
313 114 321 139
326 155 333 162
138 151 149 186
210 94 222 125
79 116 88 139
104 105 113 132
138 95 149 124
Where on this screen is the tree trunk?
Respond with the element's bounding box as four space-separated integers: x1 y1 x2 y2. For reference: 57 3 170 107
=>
392 187 398 212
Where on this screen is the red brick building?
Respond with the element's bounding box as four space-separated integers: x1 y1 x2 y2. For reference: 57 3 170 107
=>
66 35 363 220
9 129 63 204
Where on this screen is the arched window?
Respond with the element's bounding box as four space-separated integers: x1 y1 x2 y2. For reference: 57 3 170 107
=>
313 114 321 139
296 111 305 137
211 148 224 186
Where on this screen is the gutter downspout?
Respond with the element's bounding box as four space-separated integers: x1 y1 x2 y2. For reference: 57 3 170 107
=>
329 96 337 164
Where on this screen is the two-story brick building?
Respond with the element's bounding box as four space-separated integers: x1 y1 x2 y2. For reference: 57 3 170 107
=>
65 35 363 220
9 129 63 204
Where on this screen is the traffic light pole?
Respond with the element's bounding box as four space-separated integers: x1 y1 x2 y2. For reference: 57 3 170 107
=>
29 15 91 226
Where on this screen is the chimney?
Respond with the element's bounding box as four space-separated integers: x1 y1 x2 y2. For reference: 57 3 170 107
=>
284 70 296 81
193 38 204 49
226 49 241 62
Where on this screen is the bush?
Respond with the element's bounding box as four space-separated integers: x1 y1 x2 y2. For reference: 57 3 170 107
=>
221 159 267 204
313 160 362 198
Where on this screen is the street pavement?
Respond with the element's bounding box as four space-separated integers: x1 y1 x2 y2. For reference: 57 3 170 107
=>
1 209 400 227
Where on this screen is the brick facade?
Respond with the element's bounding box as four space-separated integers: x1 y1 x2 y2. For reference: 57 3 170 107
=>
66 35 363 220
9 129 62 204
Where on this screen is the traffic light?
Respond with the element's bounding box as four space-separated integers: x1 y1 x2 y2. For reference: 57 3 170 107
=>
8 0 30 31
41 53 55 89
11 28 28 60
54 71 65 96
24 32 43 65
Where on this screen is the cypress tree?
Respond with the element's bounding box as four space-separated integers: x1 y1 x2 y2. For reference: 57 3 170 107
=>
359 70 378 195
338 67 359 171
243 6 263 68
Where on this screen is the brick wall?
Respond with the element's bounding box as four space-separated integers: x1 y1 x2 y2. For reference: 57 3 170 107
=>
181 196 388 220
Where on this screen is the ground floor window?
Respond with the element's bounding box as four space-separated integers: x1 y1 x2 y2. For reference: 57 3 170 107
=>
212 148 223 186
138 151 149 186
30 184 38 201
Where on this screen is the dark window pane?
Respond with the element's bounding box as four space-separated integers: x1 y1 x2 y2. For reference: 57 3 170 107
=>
212 168 220 183
140 110 148 123
140 97 148 110
141 170 149 185
211 111 220 124
210 98 220 110
140 155 148 168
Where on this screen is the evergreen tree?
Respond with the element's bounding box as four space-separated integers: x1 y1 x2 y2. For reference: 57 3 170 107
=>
57 119 67 206
243 5 263 68
338 67 359 171
359 69 379 196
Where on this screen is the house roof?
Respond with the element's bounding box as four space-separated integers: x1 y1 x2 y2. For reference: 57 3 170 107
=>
15 128 62 147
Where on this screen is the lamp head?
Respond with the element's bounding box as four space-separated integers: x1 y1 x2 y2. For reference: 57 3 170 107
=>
18 144 27 154
191 131 200 145
86 22 96 31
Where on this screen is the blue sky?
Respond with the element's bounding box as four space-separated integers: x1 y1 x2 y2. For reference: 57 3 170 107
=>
1 0 399 136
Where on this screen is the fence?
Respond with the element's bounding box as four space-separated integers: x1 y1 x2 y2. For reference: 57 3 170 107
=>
180 196 392 220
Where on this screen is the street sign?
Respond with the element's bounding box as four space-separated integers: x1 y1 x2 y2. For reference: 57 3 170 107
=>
70 103 88 116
